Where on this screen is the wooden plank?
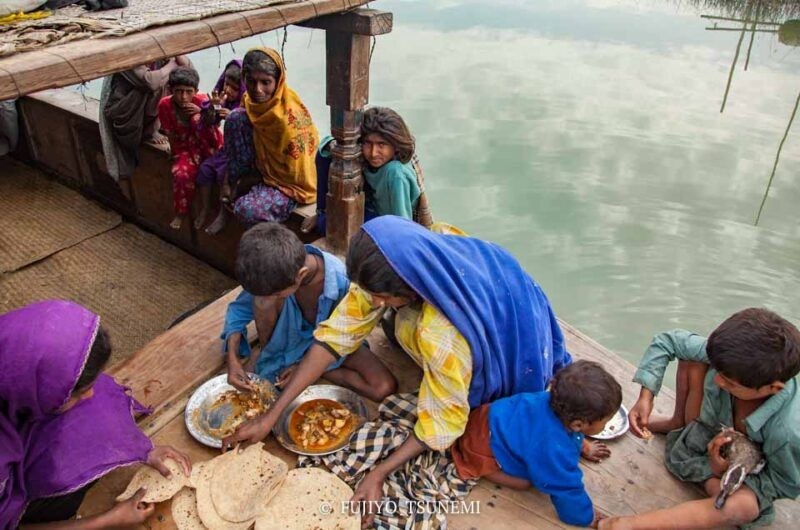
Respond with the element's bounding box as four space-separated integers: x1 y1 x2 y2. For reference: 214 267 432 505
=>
79 290 800 528
301 8 393 35
0 0 372 101
109 288 243 416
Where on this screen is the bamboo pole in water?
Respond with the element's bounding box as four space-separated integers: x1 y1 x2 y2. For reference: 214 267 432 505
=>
719 1 753 114
754 89 800 225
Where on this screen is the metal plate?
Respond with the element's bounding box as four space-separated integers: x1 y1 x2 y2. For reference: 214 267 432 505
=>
185 373 276 448
272 385 369 456
588 405 630 440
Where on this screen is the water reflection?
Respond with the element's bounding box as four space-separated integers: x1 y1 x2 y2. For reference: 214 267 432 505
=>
697 1 800 222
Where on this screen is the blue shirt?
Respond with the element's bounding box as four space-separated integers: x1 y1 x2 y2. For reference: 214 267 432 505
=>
221 245 349 382
489 392 594 527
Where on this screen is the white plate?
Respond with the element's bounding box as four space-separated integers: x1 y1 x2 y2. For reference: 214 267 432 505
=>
185 373 276 448
588 405 630 440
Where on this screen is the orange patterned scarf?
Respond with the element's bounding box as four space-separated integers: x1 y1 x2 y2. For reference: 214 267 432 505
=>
244 47 318 204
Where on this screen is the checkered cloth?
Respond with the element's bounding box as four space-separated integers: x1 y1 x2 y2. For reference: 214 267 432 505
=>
298 394 476 530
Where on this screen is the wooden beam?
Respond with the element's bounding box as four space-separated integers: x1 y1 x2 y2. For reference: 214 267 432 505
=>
299 8 393 35
0 0 371 101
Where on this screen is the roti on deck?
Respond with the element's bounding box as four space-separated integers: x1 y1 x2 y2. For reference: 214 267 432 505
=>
254 468 359 530
172 487 207 530
116 458 188 503
210 443 288 523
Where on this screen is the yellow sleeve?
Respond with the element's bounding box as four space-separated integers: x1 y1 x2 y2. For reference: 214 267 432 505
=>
411 304 473 451
313 284 385 357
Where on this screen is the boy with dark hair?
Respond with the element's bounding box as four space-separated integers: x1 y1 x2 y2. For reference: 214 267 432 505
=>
452 360 622 528
157 65 223 230
221 223 397 402
607 308 800 529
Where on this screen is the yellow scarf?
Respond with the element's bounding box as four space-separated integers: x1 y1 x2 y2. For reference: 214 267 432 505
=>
244 48 318 204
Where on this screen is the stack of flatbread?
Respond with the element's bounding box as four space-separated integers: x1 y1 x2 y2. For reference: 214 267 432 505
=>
118 443 359 530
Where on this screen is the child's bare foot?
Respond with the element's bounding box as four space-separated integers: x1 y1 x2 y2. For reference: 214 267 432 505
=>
647 416 684 434
150 132 170 146
194 208 208 230
205 209 228 235
598 516 631 530
170 215 184 230
300 214 318 234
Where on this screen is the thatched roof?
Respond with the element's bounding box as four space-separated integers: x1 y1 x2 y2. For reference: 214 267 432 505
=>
0 0 370 101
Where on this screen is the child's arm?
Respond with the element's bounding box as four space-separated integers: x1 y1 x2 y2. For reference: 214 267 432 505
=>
386 172 416 220
629 330 708 437
222 291 256 390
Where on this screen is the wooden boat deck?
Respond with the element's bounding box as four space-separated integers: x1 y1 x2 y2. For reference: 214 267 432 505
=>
77 283 800 528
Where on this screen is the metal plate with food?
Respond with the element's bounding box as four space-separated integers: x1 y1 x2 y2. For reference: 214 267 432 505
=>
273 385 368 456
185 373 277 448
588 404 630 440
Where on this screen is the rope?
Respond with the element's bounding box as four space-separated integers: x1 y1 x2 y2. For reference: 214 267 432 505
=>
281 26 288 70
42 50 86 85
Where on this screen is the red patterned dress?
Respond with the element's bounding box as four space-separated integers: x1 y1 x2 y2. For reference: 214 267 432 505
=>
157 94 224 215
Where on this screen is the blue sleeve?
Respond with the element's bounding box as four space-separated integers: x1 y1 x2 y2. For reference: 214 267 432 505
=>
527 444 594 527
220 290 254 356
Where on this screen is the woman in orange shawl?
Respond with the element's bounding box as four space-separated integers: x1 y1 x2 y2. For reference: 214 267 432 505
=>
224 48 318 225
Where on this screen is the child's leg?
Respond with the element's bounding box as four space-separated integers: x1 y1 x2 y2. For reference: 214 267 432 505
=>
194 158 217 230
170 154 197 229
323 344 397 402
600 483 760 530
649 360 707 434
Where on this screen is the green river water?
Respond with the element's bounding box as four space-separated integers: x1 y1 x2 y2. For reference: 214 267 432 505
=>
84 0 800 377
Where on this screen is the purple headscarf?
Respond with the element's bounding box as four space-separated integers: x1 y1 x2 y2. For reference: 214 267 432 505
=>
215 59 244 110
0 300 153 529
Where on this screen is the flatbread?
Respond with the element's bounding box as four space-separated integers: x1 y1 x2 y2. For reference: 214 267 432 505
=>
255 468 360 530
189 460 213 489
172 487 207 530
116 458 188 503
195 457 253 530
210 443 288 523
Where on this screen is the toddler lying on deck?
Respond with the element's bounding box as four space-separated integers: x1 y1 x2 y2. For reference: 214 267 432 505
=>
452 360 622 528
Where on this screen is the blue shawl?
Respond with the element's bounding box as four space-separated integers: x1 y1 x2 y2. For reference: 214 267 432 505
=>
362 216 571 407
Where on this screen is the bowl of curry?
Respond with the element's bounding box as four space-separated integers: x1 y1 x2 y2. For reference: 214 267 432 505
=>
272 385 368 456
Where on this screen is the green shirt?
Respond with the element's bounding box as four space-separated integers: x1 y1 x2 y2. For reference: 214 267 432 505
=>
634 329 800 527
363 160 420 220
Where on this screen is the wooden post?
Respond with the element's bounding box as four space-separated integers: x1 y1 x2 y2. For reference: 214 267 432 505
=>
302 9 393 253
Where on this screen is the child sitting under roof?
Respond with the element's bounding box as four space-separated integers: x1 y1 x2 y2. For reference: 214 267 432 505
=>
195 59 245 234
604 308 800 529
221 223 397 402
452 360 621 528
157 66 223 230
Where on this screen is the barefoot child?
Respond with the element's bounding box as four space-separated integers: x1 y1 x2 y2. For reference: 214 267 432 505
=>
157 66 224 230
452 360 621 528
221 223 397 401
610 308 800 529
196 60 245 233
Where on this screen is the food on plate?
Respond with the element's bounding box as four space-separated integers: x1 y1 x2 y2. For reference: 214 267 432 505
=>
288 399 356 452
205 380 275 438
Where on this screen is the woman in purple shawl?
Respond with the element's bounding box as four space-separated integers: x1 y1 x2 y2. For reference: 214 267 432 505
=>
196 59 246 234
0 300 191 529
